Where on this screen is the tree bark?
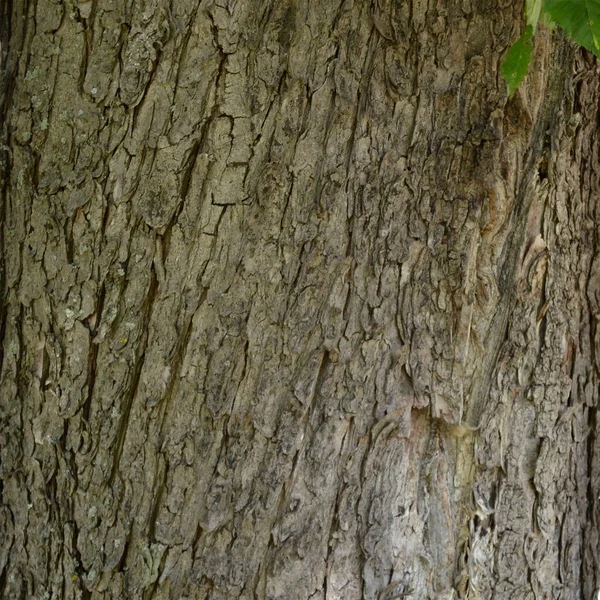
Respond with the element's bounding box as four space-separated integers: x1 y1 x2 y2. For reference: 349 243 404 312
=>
1 0 599 598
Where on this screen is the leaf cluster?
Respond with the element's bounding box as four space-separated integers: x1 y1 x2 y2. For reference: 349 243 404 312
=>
502 0 600 95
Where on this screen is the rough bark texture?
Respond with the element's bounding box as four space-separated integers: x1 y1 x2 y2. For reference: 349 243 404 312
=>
1 0 599 598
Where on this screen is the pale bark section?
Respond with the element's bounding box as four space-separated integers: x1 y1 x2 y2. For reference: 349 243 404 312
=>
0 0 599 599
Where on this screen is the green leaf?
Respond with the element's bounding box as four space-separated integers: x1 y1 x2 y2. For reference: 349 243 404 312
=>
543 0 600 55
540 10 557 30
502 26 534 97
526 0 543 29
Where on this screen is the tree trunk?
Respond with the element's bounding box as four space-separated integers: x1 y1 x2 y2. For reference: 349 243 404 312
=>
1 0 599 598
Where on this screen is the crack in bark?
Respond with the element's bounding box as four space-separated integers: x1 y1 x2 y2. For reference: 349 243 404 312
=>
108 266 159 486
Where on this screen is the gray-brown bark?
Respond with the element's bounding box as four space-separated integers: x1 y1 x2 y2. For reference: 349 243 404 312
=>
1 0 599 598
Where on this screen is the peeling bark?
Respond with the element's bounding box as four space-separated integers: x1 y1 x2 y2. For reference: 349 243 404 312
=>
1 0 599 599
